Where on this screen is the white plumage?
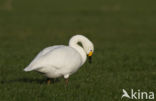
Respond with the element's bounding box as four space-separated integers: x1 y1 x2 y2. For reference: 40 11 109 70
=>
24 35 94 82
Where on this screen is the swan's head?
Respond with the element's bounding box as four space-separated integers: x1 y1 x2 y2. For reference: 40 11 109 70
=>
83 40 94 63
83 40 94 55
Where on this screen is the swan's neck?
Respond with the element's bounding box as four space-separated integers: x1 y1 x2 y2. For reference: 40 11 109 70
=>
69 37 87 65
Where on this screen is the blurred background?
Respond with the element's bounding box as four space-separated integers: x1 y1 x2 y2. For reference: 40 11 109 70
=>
0 0 156 101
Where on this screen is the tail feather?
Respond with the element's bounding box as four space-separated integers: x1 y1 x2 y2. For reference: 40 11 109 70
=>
24 66 33 72
24 66 42 72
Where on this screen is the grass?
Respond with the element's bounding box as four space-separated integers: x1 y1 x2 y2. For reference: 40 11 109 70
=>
0 0 156 101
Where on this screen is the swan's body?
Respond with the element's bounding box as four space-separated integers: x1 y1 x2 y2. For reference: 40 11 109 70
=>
24 35 94 83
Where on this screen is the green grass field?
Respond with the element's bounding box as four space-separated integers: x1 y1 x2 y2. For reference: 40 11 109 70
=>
0 0 156 101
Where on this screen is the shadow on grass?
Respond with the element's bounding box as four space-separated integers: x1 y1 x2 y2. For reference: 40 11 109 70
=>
0 78 60 84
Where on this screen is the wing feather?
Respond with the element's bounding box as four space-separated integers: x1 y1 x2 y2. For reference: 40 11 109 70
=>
24 45 64 71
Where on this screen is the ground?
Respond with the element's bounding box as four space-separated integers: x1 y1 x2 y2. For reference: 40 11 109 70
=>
0 0 156 101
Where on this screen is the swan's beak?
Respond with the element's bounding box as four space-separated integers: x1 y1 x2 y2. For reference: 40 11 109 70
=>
88 51 93 64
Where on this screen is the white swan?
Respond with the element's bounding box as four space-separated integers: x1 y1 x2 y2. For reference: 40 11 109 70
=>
24 35 94 84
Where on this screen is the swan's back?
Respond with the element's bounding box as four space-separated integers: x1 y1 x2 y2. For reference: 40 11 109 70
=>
31 45 64 63
24 45 83 72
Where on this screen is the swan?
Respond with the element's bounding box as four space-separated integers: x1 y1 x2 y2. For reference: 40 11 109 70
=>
24 35 94 84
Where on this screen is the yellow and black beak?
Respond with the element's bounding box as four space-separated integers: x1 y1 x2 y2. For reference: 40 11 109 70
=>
87 51 93 63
